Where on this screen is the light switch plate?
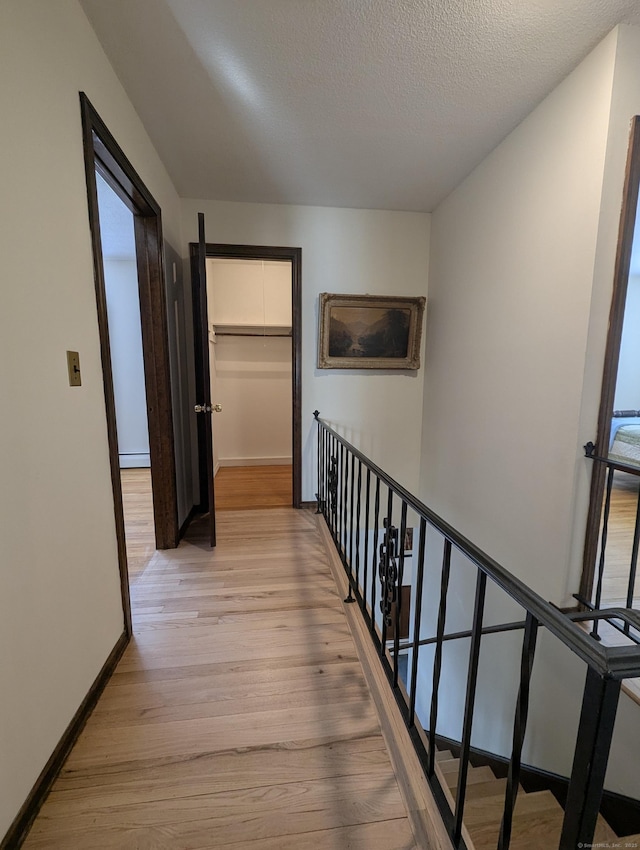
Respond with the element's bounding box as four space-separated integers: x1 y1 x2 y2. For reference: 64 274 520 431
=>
67 351 82 386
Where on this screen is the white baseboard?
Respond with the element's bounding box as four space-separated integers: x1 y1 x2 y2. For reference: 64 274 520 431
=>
214 460 220 477
119 453 150 468
219 457 292 467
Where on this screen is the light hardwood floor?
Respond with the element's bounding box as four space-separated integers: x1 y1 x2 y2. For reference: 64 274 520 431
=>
214 464 293 510
22 508 419 849
600 472 640 607
121 468 155 584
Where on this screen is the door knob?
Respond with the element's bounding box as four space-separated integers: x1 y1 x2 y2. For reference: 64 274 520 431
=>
213 403 223 413
194 403 212 414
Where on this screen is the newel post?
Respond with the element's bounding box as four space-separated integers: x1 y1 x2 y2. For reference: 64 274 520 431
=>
559 667 621 849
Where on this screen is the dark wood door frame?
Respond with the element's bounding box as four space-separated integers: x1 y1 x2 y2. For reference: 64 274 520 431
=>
80 93 179 635
580 116 640 603
190 242 302 509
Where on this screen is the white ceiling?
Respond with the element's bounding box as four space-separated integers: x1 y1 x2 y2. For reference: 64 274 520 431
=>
80 0 640 213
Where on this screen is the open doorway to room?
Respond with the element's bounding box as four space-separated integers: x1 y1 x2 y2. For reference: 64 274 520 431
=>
582 116 640 613
94 174 156 583
206 256 294 510
191 242 302 516
81 94 179 634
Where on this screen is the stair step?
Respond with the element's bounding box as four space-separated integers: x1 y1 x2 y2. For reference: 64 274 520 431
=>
435 749 452 762
438 758 463 775
464 789 562 829
593 816 618 844
468 797 565 850
444 765 497 788
461 777 509 800
463 789 616 850
620 834 640 844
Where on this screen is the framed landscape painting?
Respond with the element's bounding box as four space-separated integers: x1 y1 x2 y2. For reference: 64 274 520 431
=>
318 293 426 370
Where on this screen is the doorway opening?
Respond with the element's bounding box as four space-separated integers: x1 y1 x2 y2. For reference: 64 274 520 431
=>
94 174 156 584
582 116 640 611
80 93 179 634
207 257 293 510
191 243 302 519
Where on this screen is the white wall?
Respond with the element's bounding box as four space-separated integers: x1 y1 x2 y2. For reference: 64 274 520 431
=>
103 258 150 467
420 29 618 604
418 25 640 796
207 258 292 328
0 0 183 838
614 275 640 410
212 337 293 466
182 201 430 500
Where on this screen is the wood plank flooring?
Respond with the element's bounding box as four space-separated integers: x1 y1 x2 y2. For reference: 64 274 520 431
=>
599 472 640 608
22 508 419 849
214 465 293 510
121 468 155 584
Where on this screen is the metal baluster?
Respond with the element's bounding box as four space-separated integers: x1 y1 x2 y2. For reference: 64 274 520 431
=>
349 453 356 567
559 668 621 850
344 450 355 603
323 428 328 519
380 487 394 654
329 436 337 539
363 468 371 618
336 442 343 554
625 485 640 621
409 518 427 727
355 460 362 596
428 538 451 777
393 501 408 689
497 612 539 850
453 570 487 846
371 477 381 639
592 466 615 639
342 444 349 560
315 412 322 513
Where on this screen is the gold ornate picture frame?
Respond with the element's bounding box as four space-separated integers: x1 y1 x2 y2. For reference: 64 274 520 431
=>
318 293 426 370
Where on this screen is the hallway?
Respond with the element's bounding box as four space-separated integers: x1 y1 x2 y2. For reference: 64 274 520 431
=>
22 509 419 849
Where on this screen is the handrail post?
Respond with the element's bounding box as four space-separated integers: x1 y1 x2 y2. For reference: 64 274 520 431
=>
559 668 621 850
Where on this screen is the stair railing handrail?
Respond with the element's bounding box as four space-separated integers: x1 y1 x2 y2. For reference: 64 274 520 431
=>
314 412 640 850
315 412 640 680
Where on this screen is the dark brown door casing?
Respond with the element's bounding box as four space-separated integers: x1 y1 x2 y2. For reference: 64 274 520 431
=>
581 116 640 603
190 243 302 510
80 93 180 634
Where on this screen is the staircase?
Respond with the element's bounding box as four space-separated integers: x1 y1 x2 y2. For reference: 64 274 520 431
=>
314 413 640 850
434 749 640 849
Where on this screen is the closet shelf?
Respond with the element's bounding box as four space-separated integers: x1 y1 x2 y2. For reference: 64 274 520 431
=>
211 323 292 338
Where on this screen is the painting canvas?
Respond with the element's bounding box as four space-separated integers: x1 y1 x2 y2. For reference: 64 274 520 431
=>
318 293 425 370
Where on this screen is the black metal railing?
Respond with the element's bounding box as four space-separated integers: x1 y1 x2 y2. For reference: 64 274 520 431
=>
582 441 640 639
314 412 640 850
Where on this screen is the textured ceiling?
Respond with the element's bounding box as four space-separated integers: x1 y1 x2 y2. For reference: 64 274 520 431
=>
80 0 640 212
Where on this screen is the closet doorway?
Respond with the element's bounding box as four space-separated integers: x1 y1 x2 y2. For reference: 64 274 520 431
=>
195 244 302 511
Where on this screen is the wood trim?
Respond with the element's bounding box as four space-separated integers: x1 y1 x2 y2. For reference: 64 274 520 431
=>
192 243 303 510
133 212 179 549
79 95 179 643
316 515 455 850
581 117 640 603
0 632 128 850
80 94 132 635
